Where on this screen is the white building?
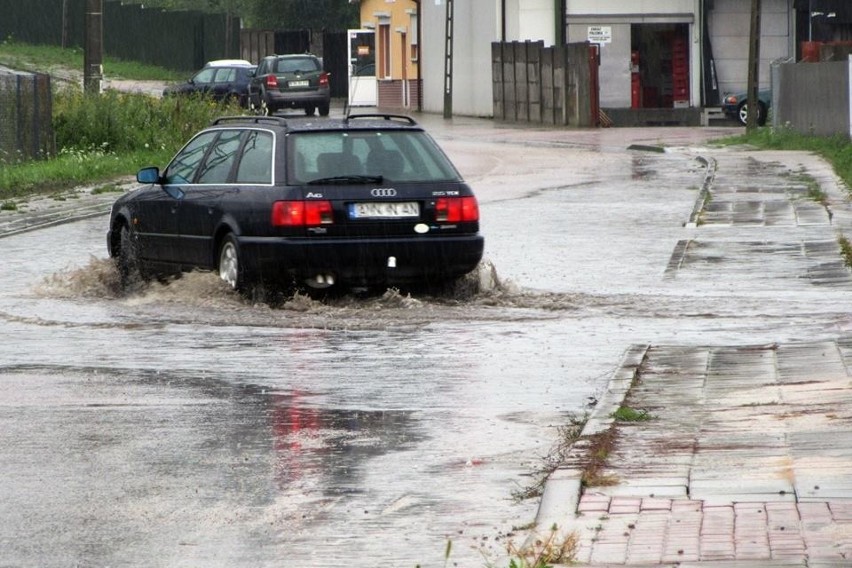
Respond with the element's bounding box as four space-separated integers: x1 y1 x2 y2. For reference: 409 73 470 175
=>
417 0 800 117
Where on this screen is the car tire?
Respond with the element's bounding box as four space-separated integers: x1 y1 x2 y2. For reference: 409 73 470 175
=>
736 100 767 127
218 234 249 292
256 90 272 116
318 102 330 117
304 105 316 116
116 223 144 290
756 102 768 126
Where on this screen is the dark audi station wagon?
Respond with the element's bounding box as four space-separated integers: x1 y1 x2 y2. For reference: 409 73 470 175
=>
107 114 484 294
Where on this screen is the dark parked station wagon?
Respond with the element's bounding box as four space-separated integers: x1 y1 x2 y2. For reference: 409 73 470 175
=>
107 114 484 294
248 54 331 116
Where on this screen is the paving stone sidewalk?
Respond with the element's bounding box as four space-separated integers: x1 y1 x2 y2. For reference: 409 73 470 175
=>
0 179 132 239
536 149 852 567
568 341 852 567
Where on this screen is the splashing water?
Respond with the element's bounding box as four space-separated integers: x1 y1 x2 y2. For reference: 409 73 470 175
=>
33 256 573 314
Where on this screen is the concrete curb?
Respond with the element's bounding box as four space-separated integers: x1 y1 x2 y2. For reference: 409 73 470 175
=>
530 344 650 542
686 155 717 228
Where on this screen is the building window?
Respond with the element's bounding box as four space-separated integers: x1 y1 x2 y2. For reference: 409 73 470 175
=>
378 23 391 79
409 12 419 61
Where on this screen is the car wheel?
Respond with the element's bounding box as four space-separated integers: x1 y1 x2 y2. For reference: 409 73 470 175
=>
736 102 749 126
218 234 247 292
258 98 270 116
318 102 330 117
736 101 767 127
756 102 768 126
304 105 316 116
116 223 144 290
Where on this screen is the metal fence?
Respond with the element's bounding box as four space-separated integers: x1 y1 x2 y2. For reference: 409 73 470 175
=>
772 57 851 138
0 68 54 163
0 0 239 72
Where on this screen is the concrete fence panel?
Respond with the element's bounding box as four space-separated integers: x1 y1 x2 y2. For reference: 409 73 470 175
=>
492 43 505 120
491 41 595 127
514 42 530 122
0 68 54 164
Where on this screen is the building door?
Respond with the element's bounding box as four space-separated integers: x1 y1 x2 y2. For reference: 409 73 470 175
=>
630 23 690 108
348 30 377 107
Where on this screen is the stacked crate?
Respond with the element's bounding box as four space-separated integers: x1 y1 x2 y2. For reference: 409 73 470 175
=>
671 36 689 108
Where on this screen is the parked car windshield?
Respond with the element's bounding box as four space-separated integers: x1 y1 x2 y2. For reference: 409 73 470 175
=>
287 130 462 185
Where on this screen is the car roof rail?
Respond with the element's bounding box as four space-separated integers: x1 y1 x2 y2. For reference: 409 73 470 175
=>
210 115 289 127
344 113 418 126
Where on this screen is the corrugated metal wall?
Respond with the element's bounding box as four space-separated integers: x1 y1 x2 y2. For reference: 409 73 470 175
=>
774 59 851 138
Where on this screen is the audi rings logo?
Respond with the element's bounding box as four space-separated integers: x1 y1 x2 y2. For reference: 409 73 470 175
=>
371 188 397 197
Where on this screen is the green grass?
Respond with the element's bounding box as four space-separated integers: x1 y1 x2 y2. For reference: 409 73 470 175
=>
0 39 248 200
0 87 248 199
715 127 852 193
0 37 188 81
611 406 653 422
839 234 852 269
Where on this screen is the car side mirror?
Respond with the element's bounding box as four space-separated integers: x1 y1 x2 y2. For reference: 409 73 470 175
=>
137 166 161 184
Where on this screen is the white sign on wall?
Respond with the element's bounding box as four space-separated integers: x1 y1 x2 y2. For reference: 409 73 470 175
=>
587 26 612 44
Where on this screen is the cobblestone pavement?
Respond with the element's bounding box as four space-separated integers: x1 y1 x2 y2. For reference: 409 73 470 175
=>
537 148 852 567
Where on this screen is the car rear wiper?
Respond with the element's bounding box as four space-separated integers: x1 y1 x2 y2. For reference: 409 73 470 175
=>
307 175 383 185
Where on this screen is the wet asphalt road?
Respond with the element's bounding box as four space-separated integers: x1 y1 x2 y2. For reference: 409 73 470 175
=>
1 118 846 567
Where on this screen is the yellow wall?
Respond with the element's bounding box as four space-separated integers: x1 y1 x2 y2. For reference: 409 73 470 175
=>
359 0 419 81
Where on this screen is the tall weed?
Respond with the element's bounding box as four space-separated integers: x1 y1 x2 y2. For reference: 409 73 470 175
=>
1 87 245 198
54 87 243 155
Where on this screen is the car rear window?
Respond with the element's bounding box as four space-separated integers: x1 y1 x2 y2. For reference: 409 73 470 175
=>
275 57 320 74
287 130 461 185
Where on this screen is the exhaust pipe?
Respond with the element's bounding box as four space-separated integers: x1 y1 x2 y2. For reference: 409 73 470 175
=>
306 273 335 289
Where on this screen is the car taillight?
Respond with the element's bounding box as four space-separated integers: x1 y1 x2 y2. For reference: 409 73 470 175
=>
266 75 278 89
319 72 330 87
435 196 479 223
272 201 333 226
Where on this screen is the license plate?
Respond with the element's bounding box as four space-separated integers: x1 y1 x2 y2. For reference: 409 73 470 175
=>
349 202 419 219
289 80 309 87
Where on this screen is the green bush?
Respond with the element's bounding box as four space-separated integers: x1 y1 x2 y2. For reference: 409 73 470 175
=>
53 87 244 155
0 87 247 199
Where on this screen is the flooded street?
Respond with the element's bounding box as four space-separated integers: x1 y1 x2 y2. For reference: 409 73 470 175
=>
2 119 850 567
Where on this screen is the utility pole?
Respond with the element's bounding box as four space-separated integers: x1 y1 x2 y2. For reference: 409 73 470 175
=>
746 0 761 131
61 0 69 49
84 0 103 94
443 0 454 119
